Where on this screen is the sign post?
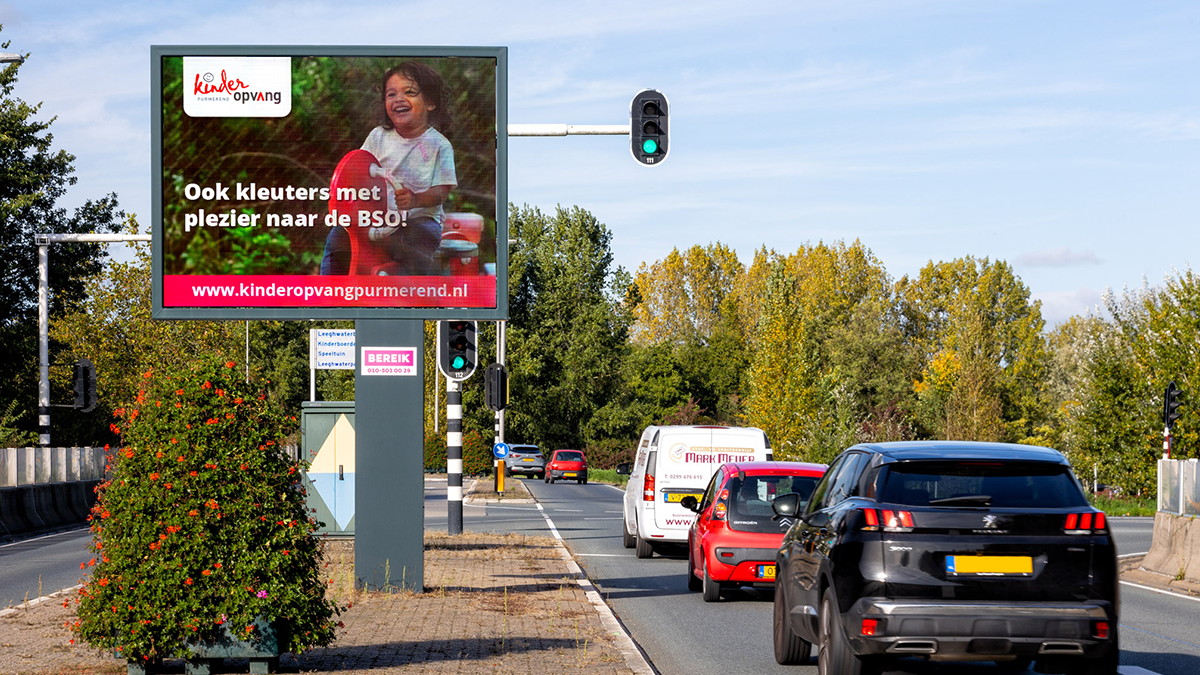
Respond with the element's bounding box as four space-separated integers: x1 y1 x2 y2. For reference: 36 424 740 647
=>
493 442 510 493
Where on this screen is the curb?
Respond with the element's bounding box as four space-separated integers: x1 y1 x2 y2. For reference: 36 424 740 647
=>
533 502 656 675
462 478 536 505
0 584 82 618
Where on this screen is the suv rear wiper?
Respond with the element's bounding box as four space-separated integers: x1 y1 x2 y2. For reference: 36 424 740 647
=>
929 495 993 506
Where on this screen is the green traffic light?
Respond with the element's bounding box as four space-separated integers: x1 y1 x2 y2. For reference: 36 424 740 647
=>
452 356 466 369
642 139 658 154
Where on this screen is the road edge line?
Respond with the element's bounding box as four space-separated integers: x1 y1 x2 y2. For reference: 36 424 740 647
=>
535 502 656 675
0 584 83 618
1119 580 1200 603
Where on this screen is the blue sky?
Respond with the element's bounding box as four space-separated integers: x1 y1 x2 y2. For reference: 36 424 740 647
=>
3 0 1199 325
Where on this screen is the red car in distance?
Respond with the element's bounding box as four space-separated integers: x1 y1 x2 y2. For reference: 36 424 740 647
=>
545 449 588 484
681 460 826 602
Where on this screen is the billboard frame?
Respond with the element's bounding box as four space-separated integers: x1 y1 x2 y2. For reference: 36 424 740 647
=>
150 44 508 320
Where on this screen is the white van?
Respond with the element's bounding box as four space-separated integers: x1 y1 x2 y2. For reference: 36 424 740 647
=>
620 425 772 558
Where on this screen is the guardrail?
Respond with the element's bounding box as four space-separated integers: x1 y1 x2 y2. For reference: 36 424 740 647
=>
1 446 108 486
1158 457 1200 515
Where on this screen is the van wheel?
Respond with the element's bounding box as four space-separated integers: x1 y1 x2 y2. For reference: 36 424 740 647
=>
702 557 722 602
686 545 702 592
774 578 811 664
635 532 653 559
622 517 635 549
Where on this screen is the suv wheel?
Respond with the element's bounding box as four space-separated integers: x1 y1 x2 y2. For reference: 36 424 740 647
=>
686 543 701 592
774 579 811 664
635 530 653 559
622 516 635 549
819 589 881 675
702 557 721 602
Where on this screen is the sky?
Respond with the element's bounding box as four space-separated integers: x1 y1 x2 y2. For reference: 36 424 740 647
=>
2 0 1199 326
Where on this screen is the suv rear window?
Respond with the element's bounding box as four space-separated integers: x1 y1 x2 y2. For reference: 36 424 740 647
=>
880 461 1088 509
726 475 822 533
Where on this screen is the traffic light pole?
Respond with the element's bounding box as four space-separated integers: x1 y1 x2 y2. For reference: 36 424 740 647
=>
447 377 463 535
494 320 506 477
35 232 150 446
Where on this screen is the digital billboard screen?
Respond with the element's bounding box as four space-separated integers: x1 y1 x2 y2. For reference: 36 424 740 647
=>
151 46 507 319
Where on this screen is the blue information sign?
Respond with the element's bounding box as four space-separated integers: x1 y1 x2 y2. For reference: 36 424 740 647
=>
492 442 510 459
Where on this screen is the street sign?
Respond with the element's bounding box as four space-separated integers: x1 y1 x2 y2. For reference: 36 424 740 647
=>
310 328 355 370
492 442 510 459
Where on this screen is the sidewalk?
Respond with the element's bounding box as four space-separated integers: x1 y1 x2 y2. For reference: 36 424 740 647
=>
0 481 651 675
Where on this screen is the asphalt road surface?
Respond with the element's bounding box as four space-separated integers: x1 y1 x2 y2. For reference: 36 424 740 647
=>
2 480 1189 675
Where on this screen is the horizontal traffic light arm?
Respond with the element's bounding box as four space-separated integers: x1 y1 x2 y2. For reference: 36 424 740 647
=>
508 124 630 136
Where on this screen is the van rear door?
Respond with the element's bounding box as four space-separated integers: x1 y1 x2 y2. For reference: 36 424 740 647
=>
651 427 767 532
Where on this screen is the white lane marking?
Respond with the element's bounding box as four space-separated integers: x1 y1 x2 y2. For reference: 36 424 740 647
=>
0 584 83 617
603 484 625 493
1120 580 1200 604
576 553 628 557
1118 551 1149 559
604 510 623 513
534 503 653 674
1119 667 1165 675
0 528 88 549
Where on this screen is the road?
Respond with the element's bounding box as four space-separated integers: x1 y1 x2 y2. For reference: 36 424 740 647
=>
2 481 1190 675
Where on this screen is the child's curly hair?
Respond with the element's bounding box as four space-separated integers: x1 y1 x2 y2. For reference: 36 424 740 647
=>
380 61 453 133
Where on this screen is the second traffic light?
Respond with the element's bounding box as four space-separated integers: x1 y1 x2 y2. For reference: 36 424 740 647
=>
1165 380 1183 428
485 363 508 411
72 357 97 413
438 320 478 381
631 89 669 166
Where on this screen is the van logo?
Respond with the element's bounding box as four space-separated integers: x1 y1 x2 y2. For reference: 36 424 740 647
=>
983 515 999 529
670 443 687 462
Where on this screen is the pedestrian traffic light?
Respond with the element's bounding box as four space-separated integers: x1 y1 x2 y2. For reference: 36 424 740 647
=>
631 89 669 166
437 320 477 381
1165 381 1183 428
485 363 508 412
72 357 97 413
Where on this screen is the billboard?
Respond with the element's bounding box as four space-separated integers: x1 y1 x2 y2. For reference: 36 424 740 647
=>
151 46 507 319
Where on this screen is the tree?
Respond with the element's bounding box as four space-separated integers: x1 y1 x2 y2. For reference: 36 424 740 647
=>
631 243 743 345
0 29 123 436
899 257 1048 442
504 205 633 450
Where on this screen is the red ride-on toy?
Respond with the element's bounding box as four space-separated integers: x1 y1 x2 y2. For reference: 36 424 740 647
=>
328 150 487 276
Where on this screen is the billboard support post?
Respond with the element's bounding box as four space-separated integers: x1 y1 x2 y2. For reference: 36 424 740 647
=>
354 319 424 591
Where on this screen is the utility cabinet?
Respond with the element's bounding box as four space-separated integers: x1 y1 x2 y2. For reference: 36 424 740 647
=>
300 401 355 536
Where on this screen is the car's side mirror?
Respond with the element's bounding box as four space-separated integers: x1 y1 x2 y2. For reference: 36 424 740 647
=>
802 510 830 529
615 462 631 475
772 493 801 517
680 495 700 513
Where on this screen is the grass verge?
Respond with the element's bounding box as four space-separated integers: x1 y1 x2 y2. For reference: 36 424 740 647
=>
587 468 628 488
1088 494 1157 517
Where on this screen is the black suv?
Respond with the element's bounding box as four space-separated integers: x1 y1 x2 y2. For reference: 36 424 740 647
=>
771 441 1118 675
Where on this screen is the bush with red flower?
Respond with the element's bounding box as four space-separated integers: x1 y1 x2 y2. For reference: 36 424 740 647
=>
72 356 340 660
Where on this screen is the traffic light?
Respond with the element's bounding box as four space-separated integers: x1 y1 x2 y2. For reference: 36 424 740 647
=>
1165 381 1183 428
72 357 97 413
437 320 477 381
485 363 508 412
631 89 669 166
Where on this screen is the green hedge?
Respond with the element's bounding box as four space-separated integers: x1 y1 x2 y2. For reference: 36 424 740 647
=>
424 429 494 475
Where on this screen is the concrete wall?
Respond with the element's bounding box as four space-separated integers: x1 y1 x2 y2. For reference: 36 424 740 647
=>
1142 512 1200 582
0 447 107 538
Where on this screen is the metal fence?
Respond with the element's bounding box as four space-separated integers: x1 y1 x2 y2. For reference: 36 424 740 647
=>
0 447 108 487
1159 458 1200 515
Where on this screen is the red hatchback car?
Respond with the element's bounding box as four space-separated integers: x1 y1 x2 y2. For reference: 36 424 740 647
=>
545 449 588 484
682 460 826 602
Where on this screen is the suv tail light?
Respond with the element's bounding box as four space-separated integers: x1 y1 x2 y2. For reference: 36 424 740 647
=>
643 473 655 501
1065 511 1106 534
881 509 915 531
860 508 914 532
1093 621 1110 640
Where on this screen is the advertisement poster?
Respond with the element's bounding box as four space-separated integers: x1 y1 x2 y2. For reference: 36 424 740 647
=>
152 46 506 319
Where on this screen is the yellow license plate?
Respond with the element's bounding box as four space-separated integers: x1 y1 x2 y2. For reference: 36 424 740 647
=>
664 493 702 503
947 555 1032 575
563 472 577 477
757 564 776 579
521 458 535 462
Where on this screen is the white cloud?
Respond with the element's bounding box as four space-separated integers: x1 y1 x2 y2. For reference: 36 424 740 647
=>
1017 248 1101 268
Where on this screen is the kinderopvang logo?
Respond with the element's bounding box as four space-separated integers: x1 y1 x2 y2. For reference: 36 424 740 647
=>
183 57 291 118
